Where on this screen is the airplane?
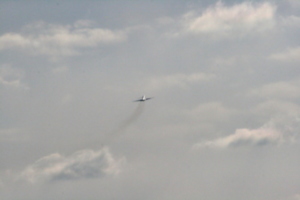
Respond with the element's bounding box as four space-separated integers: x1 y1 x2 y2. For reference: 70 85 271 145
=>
133 95 153 102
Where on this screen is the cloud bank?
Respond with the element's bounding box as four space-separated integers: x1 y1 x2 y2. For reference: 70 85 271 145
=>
20 148 124 183
0 21 126 57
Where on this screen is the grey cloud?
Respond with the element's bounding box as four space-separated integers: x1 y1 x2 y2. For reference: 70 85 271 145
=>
147 72 215 91
185 102 235 123
20 148 124 183
294 194 300 200
1 1 300 200
287 0 300 8
0 65 28 89
269 46 300 62
250 80 300 100
280 15 300 27
254 101 300 119
0 128 25 142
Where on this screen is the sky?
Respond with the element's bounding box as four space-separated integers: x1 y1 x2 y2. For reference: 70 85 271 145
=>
1 0 300 199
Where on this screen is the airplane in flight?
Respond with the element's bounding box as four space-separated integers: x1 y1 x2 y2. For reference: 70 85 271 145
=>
134 95 153 102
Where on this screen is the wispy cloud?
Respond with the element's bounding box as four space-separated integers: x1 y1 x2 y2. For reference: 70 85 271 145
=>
269 46 300 62
0 65 29 89
185 102 235 123
52 66 69 74
280 15 300 27
20 148 125 183
147 72 215 91
0 21 126 58
180 2 276 38
250 80 300 100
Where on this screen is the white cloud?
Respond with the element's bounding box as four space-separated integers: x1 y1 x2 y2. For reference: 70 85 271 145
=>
194 127 283 149
20 148 125 183
147 72 215 91
0 21 126 57
0 65 28 89
0 34 31 50
181 2 276 38
193 114 300 149
269 46 300 62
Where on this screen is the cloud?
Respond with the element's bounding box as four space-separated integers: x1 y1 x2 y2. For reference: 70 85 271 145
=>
193 114 300 149
194 127 283 149
255 100 300 118
0 128 26 142
0 65 29 89
288 0 300 8
280 15 300 27
185 102 235 122
52 66 69 74
294 194 300 200
20 148 125 183
180 2 276 38
147 72 215 91
269 46 300 62
0 21 126 57
250 80 300 100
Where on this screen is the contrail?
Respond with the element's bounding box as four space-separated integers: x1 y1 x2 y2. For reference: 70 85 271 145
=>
103 102 145 145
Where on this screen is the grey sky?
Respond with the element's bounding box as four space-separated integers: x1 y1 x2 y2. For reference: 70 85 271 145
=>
1 0 300 200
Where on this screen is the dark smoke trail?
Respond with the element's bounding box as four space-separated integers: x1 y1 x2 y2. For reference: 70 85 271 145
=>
103 102 145 144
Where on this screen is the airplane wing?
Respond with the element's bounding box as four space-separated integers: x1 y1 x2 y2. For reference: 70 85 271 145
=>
133 96 153 102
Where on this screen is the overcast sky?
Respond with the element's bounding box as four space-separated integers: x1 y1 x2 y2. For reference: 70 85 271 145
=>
1 0 300 199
